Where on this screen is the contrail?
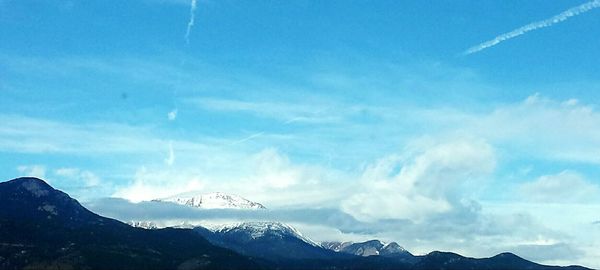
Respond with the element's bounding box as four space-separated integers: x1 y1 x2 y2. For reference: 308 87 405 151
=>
464 0 600 55
227 108 329 146
230 132 265 146
184 0 197 45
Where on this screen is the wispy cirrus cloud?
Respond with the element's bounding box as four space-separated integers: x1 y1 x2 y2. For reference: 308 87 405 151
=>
187 97 352 124
519 171 600 203
0 114 167 154
417 94 600 165
464 0 600 55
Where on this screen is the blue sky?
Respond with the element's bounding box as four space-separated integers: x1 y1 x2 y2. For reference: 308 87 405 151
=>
2 0 600 267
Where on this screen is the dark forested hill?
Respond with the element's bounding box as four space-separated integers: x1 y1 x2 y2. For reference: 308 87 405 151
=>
0 177 260 270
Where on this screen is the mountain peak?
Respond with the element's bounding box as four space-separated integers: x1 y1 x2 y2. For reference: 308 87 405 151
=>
425 250 464 259
381 241 408 255
489 252 531 264
8 176 47 183
321 239 410 257
20 178 52 197
213 221 319 247
4 177 53 197
156 192 266 210
0 176 105 226
494 252 520 258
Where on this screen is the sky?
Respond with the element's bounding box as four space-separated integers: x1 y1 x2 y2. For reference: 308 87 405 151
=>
2 0 600 267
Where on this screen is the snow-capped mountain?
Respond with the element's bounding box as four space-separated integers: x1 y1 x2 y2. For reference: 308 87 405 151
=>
127 220 158 229
322 240 411 257
193 221 340 260
321 241 352 252
212 221 319 247
155 192 266 210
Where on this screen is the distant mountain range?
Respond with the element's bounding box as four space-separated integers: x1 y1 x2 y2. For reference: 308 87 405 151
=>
0 177 594 270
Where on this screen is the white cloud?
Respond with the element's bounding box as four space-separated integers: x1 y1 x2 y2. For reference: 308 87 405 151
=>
164 141 176 166
167 109 178 120
54 167 101 188
342 138 496 222
488 95 600 163
111 147 345 208
519 171 600 203
54 167 79 178
420 94 600 165
17 165 47 180
239 149 348 208
112 166 206 202
252 148 301 189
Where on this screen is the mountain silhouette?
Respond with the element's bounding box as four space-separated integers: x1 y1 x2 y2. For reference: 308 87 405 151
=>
0 177 260 270
0 177 593 270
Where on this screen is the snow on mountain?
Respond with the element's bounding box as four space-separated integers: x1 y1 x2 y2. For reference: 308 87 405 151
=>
156 192 266 210
344 240 384 256
321 241 352 252
211 221 320 247
380 242 408 256
193 221 341 260
322 240 409 257
127 220 158 229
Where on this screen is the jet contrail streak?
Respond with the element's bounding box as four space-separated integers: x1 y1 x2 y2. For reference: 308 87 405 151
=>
464 0 600 55
184 0 197 45
230 132 265 146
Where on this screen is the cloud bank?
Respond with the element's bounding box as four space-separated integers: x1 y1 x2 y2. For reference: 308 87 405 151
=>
341 139 495 222
84 197 586 265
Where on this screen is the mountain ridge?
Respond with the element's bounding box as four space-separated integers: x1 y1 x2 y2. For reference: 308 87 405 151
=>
0 177 260 270
193 221 341 261
0 177 594 270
